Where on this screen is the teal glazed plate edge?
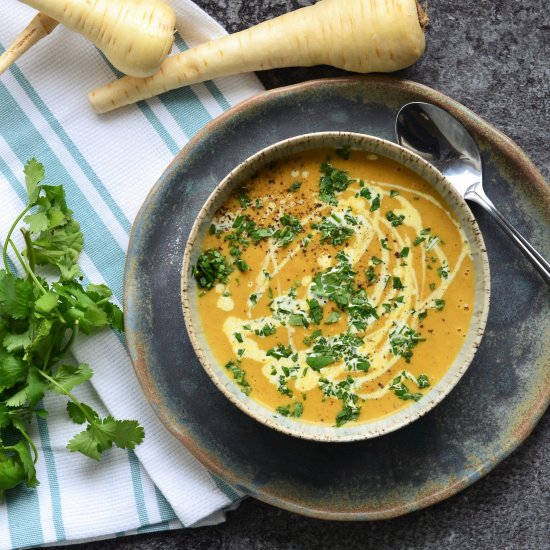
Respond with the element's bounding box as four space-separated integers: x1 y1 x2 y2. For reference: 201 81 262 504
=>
124 76 550 520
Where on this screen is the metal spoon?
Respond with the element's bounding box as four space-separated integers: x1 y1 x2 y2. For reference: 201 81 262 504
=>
395 101 550 284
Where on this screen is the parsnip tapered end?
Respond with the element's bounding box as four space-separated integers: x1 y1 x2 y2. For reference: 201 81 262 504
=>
0 13 58 76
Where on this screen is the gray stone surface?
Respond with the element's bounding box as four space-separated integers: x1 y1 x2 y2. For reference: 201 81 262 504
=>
59 1 549 548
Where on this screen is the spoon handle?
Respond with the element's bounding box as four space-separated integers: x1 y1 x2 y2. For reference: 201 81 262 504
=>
465 183 550 284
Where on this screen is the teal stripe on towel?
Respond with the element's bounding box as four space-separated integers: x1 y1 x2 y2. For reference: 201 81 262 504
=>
35 413 66 541
5 485 44 548
154 486 178 523
127 451 150 527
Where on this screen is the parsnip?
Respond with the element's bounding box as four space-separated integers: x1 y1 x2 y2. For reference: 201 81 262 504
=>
18 0 176 78
89 0 427 114
0 13 58 76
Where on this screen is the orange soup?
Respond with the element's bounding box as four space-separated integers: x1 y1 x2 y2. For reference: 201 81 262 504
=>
193 147 475 427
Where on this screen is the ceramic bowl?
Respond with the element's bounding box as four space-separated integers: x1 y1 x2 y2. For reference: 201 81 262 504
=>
180 132 490 442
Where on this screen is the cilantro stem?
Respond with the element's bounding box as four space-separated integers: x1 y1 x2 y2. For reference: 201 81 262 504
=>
42 324 64 372
36 369 94 425
13 426 39 464
21 228 36 273
2 204 32 272
8 239 48 296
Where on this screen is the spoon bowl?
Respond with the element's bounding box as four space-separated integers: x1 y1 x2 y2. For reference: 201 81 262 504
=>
395 101 550 285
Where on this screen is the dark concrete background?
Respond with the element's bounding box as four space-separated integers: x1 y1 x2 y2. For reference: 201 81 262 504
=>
60 1 549 548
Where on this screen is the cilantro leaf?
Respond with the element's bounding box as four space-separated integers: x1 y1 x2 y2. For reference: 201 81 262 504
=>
8 440 38 488
3 329 33 354
67 401 98 425
50 364 93 394
0 272 35 320
23 211 50 233
34 291 58 314
23 158 44 204
0 454 27 492
0 350 27 392
32 220 83 280
67 416 145 461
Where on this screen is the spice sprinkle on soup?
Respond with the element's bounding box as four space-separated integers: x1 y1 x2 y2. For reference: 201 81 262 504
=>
193 146 475 427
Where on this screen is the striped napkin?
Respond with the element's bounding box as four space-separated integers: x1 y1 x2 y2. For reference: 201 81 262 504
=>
0 1 264 548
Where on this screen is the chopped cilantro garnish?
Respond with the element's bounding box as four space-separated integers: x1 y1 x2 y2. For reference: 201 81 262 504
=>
310 251 355 309
371 256 383 265
234 332 243 343
417 374 430 388
277 375 293 397
307 299 324 325
266 344 293 360
356 187 372 200
400 247 410 258
390 190 400 197
324 311 341 324
255 323 276 337
366 266 378 284
414 227 432 246
381 238 391 250
225 360 250 395
303 329 323 346
392 276 404 290
306 355 335 370
335 405 361 427
311 216 355 246
273 214 303 247
335 144 351 160
385 211 405 226
418 311 428 321
319 376 361 426
288 181 302 192
237 188 251 208
307 333 370 372
437 263 450 279
389 324 426 363
318 162 352 205
389 375 422 401
370 195 381 212
434 298 445 310
389 372 430 401
193 249 233 289
288 313 309 327
234 258 249 272
276 402 303 418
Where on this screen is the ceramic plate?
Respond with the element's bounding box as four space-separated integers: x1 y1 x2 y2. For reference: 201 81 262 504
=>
124 76 550 520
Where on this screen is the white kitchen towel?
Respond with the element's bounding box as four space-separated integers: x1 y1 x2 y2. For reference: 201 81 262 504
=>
0 1 264 548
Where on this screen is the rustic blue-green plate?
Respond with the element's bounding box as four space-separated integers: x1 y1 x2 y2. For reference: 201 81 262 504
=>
124 76 550 520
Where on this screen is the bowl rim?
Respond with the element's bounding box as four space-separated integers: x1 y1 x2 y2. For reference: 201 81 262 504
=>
180 131 491 443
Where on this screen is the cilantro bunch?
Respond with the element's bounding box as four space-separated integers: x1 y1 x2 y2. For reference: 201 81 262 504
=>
0 160 144 498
